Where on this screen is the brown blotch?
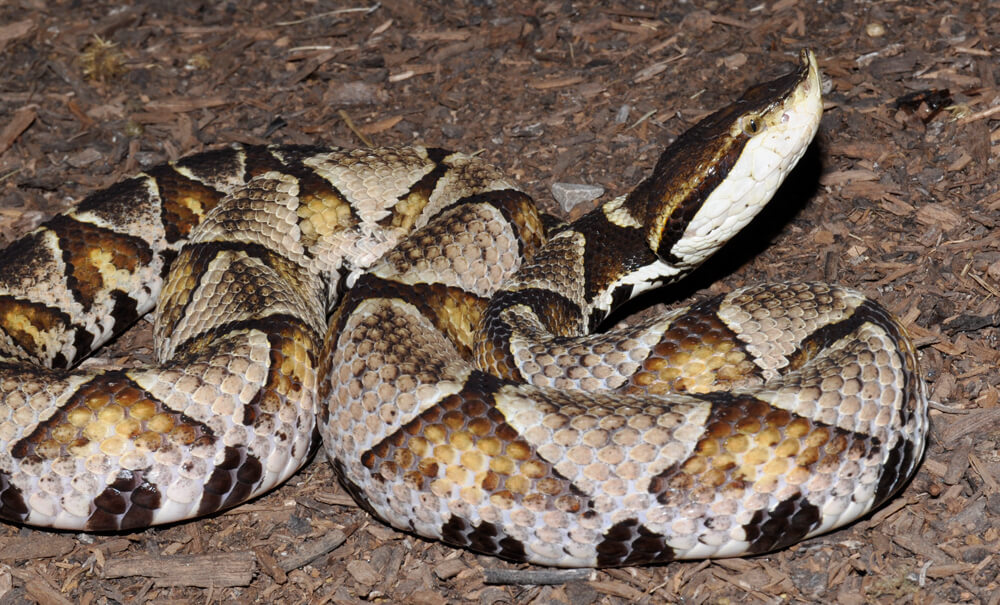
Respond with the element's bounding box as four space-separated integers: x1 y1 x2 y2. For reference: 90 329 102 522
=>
45 215 152 310
652 393 876 514
146 164 228 243
0 473 29 525
440 515 528 563
626 297 761 396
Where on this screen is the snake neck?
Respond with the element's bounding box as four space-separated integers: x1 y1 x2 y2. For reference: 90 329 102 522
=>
475 50 822 380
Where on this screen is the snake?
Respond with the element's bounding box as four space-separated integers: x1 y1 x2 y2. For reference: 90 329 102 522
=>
0 50 927 567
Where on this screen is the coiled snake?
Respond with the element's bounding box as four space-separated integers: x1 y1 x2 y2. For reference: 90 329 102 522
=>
0 50 926 567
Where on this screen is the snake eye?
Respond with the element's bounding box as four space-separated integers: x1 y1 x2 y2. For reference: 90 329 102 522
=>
741 114 762 136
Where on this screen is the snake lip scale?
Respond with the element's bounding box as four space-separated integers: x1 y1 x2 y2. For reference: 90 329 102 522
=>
0 49 927 568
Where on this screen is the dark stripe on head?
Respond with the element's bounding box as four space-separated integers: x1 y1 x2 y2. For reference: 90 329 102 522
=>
620 55 812 259
595 519 675 567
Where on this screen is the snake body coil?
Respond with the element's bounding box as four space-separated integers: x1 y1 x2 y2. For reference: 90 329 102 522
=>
0 51 926 567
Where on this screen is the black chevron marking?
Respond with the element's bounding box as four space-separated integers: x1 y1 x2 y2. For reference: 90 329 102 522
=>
596 519 676 566
88 468 162 531
197 446 263 518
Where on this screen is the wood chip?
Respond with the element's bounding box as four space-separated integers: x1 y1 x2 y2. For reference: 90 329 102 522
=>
102 552 257 588
432 558 468 580
274 530 347 572
0 106 36 154
528 76 585 90
9 569 73 605
588 579 645 600
0 535 75 561
144 96 231 113
346 559 381 586
0 18 34 51
915 203 964 231
819 168 879 186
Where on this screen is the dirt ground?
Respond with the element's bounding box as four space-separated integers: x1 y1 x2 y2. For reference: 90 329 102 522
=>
0 1 998 603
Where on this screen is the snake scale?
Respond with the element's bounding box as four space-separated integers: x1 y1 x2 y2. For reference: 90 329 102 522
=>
0 50 927 567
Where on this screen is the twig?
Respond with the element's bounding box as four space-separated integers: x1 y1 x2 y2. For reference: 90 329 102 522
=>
339 110 374 147
483 567 593 585
275 4 380 26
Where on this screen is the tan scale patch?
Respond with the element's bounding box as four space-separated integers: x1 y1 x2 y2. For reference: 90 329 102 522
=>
375 203 523 298
360 389 586 519
11 372 212 464
304 147 436 223
296 182 355 244
627 307 760 395
718 282 861 378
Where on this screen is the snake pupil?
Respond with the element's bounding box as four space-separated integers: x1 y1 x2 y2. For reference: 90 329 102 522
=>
742 114 761 135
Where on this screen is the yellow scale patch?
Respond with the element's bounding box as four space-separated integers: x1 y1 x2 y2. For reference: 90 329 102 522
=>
297 188 355 242
15 373 203 461
365 393 580 514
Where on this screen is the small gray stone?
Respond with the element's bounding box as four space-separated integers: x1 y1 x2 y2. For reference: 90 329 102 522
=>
615 104 631 124
551 182 604 213
64 147 103 168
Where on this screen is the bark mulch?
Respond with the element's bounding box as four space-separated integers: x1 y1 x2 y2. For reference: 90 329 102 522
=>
1 1 999 603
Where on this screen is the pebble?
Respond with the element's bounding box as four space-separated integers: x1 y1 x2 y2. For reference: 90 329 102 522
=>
551 182 604 213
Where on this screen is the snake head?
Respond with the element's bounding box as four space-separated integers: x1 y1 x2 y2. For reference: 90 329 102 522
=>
616 49 823 277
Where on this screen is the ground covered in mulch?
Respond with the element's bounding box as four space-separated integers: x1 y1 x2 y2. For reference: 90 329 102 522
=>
0 1 998 603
